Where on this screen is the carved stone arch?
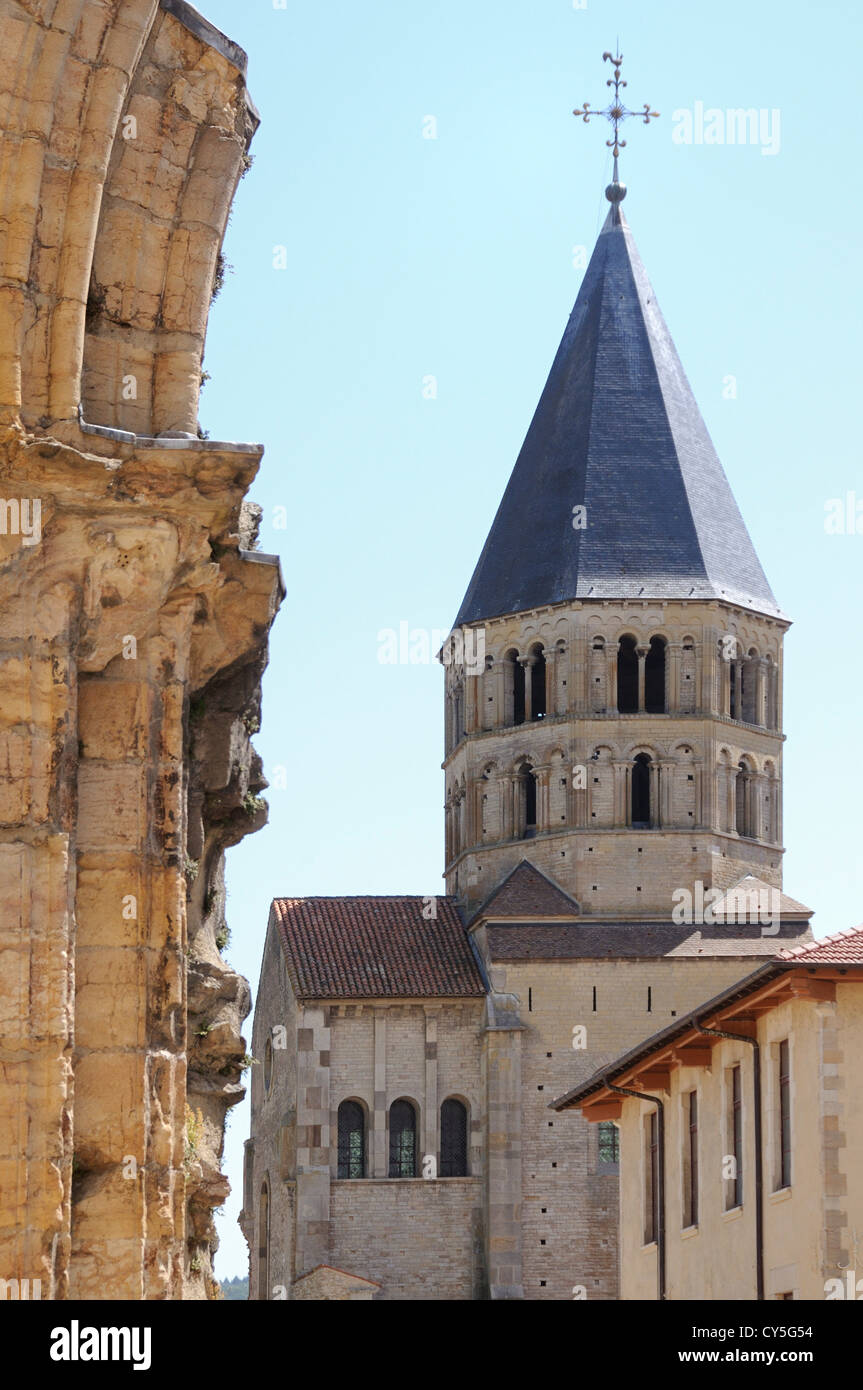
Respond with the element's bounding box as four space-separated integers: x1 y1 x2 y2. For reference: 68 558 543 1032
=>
672 740 700 759
623 741 662 762
591 742 616 762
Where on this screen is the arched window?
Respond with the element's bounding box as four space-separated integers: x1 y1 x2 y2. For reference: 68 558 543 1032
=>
735 762 749 837
529 643 546 720
263 1035 273 1094
517 762 537 838
440 1098 468 1177
631 753 651 826
617 635 638 713
504 649 524 727
337 1100 366 1179
645 636 667 714
513 658 525 725
741 650 758 724
453 682 464 743
388 1099 417 1177
258 1180 269 1301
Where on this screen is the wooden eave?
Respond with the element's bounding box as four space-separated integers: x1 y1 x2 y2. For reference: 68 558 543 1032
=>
575 963 863 1121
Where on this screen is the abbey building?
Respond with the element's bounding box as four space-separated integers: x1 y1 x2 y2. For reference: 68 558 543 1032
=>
241 173 813 1300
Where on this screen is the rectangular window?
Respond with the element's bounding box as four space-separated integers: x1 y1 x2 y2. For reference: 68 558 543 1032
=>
725 1064 743 1210
778 1039 791 1189
644 1111 659 1245
682 1090 698 1227
598 1120 619 1168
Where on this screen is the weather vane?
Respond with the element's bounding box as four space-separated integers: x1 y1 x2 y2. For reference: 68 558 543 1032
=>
575 52 659 201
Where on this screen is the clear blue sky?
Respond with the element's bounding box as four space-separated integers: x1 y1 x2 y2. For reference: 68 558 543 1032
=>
197 0 863 1277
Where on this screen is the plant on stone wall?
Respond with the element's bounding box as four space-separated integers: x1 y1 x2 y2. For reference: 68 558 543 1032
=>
242 712 260 735
183 855 199 884
242 792 266 817
215 923 231 952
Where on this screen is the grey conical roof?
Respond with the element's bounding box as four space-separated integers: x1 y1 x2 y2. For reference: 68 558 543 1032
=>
454 204 782 627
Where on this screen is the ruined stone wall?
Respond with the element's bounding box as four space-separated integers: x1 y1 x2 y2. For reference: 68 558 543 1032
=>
0 0 282 1300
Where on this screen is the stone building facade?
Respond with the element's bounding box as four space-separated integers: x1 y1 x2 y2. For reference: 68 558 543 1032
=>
243 171 813 1299
554 928 863 1301
0 1 281 1300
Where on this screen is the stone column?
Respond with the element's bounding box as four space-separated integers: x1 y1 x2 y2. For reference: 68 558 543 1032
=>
703 627 719 713
533 764 550 832
668 643 683 713
612 761 628 827
606 646 618 714
465 671 478 734
659 760 674 827
718 645 731 717
499 775 513 841
523 657 534 721
637 646 649 712
750 658 761 728
648 759 660 827
543 646 556 715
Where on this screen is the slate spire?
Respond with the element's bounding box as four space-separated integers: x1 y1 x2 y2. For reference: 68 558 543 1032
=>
454 203 781 627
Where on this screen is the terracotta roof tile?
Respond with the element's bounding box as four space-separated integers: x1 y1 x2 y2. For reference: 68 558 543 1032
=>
778 924 863 963
271 896 485 1000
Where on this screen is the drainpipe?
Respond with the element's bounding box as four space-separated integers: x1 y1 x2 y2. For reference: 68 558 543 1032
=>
607 1083 666 1301
695 1023 763 1301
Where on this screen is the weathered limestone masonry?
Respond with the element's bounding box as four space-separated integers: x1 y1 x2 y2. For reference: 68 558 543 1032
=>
0 0 282 1299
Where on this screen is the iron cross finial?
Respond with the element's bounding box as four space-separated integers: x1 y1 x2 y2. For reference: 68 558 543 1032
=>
574 52 659 200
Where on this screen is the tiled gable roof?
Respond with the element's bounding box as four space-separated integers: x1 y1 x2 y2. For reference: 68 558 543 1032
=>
471 860 580 922
271 896 486 1000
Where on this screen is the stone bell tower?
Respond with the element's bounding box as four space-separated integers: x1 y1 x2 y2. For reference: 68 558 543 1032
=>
443 175 787 918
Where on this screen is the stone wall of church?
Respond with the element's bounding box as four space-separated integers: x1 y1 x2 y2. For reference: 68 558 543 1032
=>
244 920 298 1300
243 961 489 1298
330 1178 484 1299
499 954 776 1299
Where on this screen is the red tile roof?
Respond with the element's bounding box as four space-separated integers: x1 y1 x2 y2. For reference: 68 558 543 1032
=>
271 896 486 1000
778 924 863 963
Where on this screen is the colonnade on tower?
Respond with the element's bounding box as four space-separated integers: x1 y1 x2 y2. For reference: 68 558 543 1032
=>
443 599 786 913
